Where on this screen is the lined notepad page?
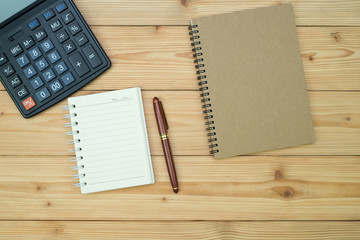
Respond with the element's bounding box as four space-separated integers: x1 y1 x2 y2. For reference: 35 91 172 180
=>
68 88 154 194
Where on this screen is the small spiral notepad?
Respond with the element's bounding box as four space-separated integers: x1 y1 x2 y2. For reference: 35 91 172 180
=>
63 87 154 194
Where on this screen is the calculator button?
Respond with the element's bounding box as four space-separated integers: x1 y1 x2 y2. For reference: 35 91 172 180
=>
63 41 76 54
23 65 37 79
10 44 23 57
0 53 8 66
56 29 69 43
82 45 102 69
75 33 88 47
29 47 42 60
28 18 40 30
1 64 15 77
49 19 63 32
43 69 56 82
22 36 35 49
54 61 68 75
16 86 29 99
35 87 51 102
43 8 55 21
61 72 75 85
47 50 61 63
49 80 63 93
68 52 90 77
40 39 54 53
34 28 47 42
62 11 74 24
68 22 82 36
55 2 68 13
22 96 37 110
35 58 49 71
30 76 44 90
9 75 22 88
16 54 30 68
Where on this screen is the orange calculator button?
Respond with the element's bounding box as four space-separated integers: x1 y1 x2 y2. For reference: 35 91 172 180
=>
22 96 36 111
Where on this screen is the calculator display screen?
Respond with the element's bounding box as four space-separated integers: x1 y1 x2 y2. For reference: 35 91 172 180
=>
0 0 37 24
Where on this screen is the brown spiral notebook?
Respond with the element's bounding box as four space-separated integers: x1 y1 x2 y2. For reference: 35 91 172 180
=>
189 4 315 159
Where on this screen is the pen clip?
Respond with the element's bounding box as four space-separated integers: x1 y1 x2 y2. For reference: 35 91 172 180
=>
160 101 169 130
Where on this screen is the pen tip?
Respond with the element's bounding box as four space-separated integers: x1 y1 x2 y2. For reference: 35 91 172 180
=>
173 187 179 193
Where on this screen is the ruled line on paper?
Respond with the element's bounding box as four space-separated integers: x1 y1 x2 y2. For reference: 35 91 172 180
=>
81 135 139 147
75 98 134 109
82 155 143 164
88 171 144 181
84 161 143 173
82 147 141 157
87 176 144 186
79 125 137 135
81 137 140 150
78 105 134 115
76 114 137 125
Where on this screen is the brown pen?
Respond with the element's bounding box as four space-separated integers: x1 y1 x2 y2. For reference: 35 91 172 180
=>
153 97 179 193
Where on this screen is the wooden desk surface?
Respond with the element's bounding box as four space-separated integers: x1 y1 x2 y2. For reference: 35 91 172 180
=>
1 0 360 239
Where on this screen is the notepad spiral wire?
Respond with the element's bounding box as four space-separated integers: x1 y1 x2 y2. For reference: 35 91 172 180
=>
189 24 219 155
62 104 87 188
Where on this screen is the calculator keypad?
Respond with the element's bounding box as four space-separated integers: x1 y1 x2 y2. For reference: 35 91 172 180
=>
35 58 49 71
23 65 37 79
34 28 48 42
30 77 44 90
1 64 15 77
56 29 69 43
49 19 63 32
68 52 89 77
35 87 51 102
29 47 42 60
61 72 75 85
9 75 22 88
16 86 29 99
40 39 54 52
0 53 8 66
28 19 40 30
10 44 24 57
62 11 75 24
63 41 76 54
47 50 61 63
43 69 56 82
22 37 35 49
68 22 82 36
43 9 56 21
22 96 36 110
0 0 111 118
16 55 30 68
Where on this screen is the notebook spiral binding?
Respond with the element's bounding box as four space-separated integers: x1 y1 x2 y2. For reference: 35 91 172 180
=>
189 24 219 155
62 104 87 187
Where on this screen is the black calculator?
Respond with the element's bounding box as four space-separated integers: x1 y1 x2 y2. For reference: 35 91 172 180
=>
0 0 111 118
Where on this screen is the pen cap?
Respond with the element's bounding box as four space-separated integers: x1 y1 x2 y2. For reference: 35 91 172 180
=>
153 97 168 135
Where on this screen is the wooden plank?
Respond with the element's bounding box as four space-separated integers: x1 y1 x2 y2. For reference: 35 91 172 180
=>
73 0 360 26
1 221 360 240
0 90 359 156
0 155 359 220
1 26 358 91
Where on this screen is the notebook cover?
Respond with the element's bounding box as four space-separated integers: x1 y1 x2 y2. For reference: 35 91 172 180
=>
191 4 315 159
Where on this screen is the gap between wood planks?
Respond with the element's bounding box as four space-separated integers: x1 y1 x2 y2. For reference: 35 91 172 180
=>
0 219 360 222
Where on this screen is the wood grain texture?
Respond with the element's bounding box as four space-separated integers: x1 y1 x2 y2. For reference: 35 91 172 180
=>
2 26 358 91
0 0 359 238
73 0 360 26
1 221 360 240
0 91 359 156
0 155 359 220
